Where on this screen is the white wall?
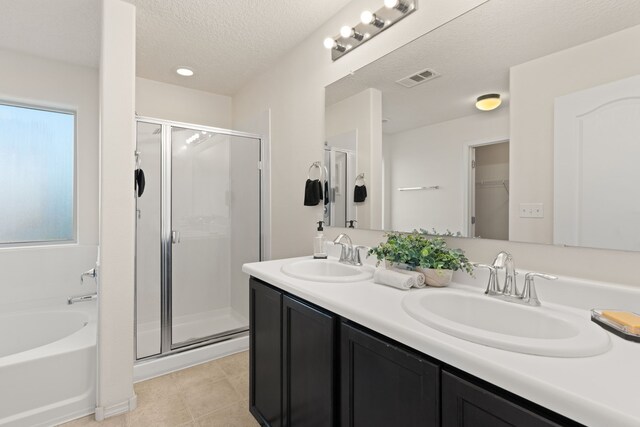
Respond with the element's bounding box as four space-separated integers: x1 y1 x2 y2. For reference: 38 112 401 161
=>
233 0 487 259
385 110 509 233
0 48 99 309
326 88 383 229
509 24 640 244
234 0 640 288
96 0 136 418
136 77 232 129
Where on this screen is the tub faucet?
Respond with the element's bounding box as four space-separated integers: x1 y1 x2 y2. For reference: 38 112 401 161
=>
81 267 96 285
68 293 97 305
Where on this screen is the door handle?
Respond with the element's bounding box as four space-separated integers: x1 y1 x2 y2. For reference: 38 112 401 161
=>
171 230 181 244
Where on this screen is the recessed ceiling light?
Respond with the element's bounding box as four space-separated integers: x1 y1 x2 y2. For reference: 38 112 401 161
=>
176 67 194 77
475 93 501 111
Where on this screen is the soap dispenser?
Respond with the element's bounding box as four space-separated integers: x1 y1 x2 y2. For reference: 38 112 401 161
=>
313 221 327 259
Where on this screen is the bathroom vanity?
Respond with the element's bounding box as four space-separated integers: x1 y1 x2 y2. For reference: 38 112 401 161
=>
243 257 640 427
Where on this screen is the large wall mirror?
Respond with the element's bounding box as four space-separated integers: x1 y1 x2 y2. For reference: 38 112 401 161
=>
324 0 640 252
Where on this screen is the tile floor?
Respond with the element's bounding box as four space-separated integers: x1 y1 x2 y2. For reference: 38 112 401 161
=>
60 351 258 427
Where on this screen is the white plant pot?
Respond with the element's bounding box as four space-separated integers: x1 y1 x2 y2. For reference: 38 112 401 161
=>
416 268 453 287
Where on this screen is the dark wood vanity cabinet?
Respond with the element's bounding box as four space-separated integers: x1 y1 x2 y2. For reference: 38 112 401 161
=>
249 277 581 427
341 322 440 427
441 371 566 427
282 295 338 427
250 278 283 426
250 278 337 427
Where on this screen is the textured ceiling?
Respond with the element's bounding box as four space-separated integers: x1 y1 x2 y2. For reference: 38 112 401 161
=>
326 0 640 134
127 0 353 95
0 0 101 67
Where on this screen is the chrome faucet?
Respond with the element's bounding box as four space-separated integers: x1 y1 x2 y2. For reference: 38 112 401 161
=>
81 267 97 285
492 251 518 297
332 234 368 266
68 293 97 305
475 252 558 306
333 234 353 264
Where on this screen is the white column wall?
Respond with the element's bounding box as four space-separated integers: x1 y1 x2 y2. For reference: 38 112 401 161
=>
97 0 137 419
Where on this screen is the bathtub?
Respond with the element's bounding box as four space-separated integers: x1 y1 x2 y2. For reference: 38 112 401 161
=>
0 301 96 427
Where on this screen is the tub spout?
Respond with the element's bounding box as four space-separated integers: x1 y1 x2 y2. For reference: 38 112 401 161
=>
68 293 97 305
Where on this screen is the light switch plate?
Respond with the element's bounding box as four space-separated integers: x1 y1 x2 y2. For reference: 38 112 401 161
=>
520 203 544 218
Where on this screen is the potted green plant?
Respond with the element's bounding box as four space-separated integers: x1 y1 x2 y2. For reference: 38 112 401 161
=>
368 231 472 287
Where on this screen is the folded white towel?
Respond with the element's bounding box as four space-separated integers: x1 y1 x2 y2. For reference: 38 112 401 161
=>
373 268 417 290
391 267 426 288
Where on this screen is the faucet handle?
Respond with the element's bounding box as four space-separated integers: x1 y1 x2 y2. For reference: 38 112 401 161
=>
352 245 370 266
81 267 97 285
522 272 558 306
473 263 500 295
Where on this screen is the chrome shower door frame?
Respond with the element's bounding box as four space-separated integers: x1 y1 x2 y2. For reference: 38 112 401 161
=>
135 116 263 360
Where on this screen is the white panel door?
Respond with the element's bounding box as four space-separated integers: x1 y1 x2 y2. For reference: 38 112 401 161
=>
554 75 640 251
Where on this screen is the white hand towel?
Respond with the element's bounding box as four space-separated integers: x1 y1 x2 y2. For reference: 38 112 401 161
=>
373 268 417 290
391 267 426 288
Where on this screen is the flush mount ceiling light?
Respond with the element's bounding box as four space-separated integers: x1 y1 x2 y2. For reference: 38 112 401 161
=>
323 1 417 61
475 94 502 111
176 67 194 77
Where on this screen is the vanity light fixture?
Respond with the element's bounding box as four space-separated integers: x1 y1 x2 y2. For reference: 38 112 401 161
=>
384 0 410 13
176 67 194 77
475 93 502 111
324 1 417 61
324 37 347 52
340 25 365 41
360 10 385 28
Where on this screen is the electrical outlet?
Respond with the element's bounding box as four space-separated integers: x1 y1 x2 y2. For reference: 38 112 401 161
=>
519 203 544 218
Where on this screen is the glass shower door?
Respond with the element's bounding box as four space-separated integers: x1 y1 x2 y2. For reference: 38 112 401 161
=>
170 126 260 348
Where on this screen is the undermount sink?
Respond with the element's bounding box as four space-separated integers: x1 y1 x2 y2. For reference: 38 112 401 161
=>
402 289 611 357
281 258 373 283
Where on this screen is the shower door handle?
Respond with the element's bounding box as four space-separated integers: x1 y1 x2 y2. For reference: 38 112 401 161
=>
171 230 181 244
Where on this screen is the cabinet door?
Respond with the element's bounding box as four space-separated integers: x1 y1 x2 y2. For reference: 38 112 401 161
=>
250 278 283 427
442 371 567 427
282 295 337 427
341 322 440 427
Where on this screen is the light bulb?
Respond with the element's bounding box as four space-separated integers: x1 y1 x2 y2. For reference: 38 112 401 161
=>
360 10 374 24
360 10 385 28
340 26 353 38
384 0 410 13
323 37 336 50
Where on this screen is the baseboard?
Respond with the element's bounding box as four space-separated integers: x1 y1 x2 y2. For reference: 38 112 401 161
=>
134 335 249 382
94 394 137 421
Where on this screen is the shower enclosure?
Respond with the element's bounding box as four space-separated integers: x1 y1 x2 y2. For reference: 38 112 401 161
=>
135 118 262 360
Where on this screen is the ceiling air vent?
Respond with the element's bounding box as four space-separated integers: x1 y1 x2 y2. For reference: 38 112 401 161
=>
396 68 440 88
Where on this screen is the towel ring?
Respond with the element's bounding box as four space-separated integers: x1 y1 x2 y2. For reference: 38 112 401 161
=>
135 151 141 169
308 161 323 180
355 172 366 185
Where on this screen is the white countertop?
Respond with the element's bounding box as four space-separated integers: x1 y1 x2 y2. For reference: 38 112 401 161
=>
243 256 640 427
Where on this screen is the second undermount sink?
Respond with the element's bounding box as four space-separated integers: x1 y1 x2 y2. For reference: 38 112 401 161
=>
281 258 373 283
402 289 611 357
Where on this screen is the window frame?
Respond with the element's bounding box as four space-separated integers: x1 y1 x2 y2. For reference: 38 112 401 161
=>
0 100 78 248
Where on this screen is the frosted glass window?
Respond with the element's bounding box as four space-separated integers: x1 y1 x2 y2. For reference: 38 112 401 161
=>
0 103 75 244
